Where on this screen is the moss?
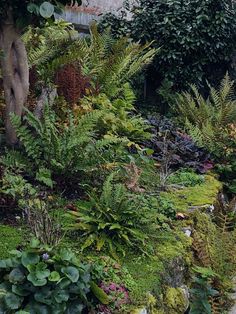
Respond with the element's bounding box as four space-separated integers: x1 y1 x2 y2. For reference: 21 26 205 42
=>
160 175 221 212
123 229 192 306
156 230 192 266
164 287 188 314
124 254 164 304
0 224 25 259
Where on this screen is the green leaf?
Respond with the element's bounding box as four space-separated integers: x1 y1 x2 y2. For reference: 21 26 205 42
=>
61 266 79 283
35 262 50 280
81 234 96 251
34 288 52 305
30 239 41 249
21 252 40 267
12 285 30 297
5 293 23 310
27 273 47 287
48 271 60 282
58 278 71 289
9 250 22 258
27 3 40 15
53 289 69 303
96 236 106 251
59 249 75 262
39 2 55 18
36 168 53 188
90 281 110 305
0 258 18 269
9 268 25 284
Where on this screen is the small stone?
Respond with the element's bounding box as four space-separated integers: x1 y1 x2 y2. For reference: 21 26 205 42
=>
182 227 192 237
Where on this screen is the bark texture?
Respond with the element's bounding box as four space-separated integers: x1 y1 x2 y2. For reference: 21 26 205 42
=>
0 11 29 145
34 87 57 120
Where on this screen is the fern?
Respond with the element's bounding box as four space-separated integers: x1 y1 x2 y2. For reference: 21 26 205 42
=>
9 105 128 189
23 21 76 68
24 22 156 97
177 74 236 157
214 193 236 233
65 173 151 256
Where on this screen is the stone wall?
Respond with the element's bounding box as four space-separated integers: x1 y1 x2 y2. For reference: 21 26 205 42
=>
55 0 135 31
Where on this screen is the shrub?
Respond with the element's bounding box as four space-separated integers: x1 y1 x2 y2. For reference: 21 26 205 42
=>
142 115 213 174
80 83 151 141
0 240 108 313
101 0 236 92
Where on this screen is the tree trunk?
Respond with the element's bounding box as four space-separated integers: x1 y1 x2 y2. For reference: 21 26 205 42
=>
0 11 29 145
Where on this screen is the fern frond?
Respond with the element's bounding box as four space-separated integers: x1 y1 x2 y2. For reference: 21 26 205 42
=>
177 74 236 156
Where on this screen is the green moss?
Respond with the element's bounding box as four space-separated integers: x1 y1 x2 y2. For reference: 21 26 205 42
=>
156 230 192 265
123 229 192 306
0 225 25 259
164 287 188 314
124 254 164 304
160 175 221 211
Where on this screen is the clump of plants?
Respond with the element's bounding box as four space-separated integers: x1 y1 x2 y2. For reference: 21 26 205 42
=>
98 282 130 313
1 105 127 194
65 173 157 257
177 74 236 159
142 115 213 174
0 239 108 313
190 266 218 314
177 74 236 192
167 169 205 187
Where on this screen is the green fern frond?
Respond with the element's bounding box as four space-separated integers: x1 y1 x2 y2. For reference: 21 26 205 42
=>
177 74 236 156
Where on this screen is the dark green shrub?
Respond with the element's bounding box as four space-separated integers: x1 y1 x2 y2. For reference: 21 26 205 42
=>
0 240 108 313
101 0 236 92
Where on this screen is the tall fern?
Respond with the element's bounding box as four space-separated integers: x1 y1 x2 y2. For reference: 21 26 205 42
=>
7 105 127 188
177 74 236 157
24 22 156 97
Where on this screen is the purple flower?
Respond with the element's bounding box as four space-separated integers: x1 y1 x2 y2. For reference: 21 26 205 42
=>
109 283 117 291
42 253 49 260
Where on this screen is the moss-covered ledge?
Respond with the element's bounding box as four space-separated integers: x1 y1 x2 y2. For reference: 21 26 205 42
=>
160 175 222 212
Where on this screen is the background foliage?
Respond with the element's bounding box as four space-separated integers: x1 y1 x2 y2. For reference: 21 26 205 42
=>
101 0 236 102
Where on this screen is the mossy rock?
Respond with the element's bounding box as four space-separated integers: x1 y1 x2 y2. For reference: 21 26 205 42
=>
123 229 192 306
160 175 221 212
164 287 189 314
0 224 25 259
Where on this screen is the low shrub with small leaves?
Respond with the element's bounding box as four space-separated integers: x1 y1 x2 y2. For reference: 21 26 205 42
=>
167 169 205 187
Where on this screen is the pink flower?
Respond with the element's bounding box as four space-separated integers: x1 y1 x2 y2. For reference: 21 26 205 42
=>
109 283 117 291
